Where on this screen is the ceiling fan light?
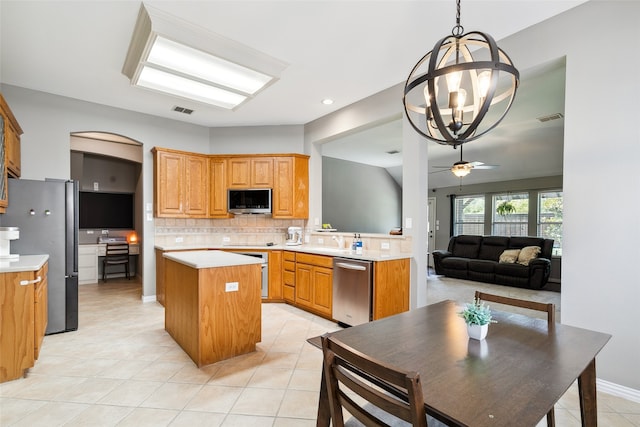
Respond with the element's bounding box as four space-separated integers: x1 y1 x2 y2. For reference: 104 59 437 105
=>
451 164 471 177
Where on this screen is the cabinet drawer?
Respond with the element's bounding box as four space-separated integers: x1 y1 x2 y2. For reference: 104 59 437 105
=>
296 253 333 269
283 260 296 271
283 284 295 302
283 270 295 286
283 251 296 262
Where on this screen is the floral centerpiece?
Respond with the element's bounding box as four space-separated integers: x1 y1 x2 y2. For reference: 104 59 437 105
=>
459 298 496 340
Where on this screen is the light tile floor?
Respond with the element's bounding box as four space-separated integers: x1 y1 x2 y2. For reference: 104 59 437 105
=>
1 275 638 426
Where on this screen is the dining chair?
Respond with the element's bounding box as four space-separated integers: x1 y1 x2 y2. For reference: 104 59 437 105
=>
321 333 429 427
474 291 556 427
102 242 130 282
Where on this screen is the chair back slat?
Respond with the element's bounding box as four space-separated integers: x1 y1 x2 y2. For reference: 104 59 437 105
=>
474 291 555 323
322 334 428 427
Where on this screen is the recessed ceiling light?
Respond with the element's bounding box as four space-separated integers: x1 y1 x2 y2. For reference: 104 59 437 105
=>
321 99 334 105
122 4 287 110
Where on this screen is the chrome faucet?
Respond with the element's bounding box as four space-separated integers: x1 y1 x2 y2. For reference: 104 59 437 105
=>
332 235 345 249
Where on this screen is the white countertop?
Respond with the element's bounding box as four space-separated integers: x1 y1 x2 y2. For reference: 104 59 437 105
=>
155 244 411 262
0 254 49 273
163 250 264 269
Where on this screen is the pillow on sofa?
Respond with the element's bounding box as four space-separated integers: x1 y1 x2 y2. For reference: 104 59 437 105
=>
517 246 541 265
499 249 521 264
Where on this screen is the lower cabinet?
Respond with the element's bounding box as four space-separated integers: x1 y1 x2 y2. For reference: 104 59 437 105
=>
0 261 48 383
294 253 333 318
79 245 99 285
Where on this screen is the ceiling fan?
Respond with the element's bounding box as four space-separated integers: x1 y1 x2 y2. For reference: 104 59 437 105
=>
430 145 499 178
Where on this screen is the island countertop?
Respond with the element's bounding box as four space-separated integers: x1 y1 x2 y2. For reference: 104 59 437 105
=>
163 250 264 269
0 254 49 273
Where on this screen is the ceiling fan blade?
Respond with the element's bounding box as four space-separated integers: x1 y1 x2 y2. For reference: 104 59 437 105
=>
431 165 454 169
428 169 452 174
473 164 499 169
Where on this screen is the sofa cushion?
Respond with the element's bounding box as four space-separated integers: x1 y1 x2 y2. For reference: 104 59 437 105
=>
477 236 510 261
441 257 470 270
509 237 545 250
495 262 530 278
499 249 521 264
450 235 482 259
517 246 541 265
469 259 497 273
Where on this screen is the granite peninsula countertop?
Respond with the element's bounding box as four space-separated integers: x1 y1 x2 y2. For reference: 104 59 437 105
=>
155 244 411 262
0 254 49 273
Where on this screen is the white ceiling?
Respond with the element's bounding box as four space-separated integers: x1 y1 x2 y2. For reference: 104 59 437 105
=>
1 1 580 187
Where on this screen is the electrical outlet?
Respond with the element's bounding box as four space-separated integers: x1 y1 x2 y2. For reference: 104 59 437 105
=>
318 238 324 244
223 236 231 242
86 230 94 234
93 182 99 191
381 242 390 250
225 282 239 292
101 230 109 235
175 237 184 243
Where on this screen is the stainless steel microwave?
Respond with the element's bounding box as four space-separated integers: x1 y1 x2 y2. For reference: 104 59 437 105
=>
227 188 272 214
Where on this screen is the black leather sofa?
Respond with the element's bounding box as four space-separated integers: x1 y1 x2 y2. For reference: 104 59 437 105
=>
432 235 554 289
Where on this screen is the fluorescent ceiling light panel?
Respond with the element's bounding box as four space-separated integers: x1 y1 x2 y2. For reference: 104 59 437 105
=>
122 4 287 110
148 36 272 95
137 66 247 110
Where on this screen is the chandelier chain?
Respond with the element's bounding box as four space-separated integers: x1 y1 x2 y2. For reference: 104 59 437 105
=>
452 0 464 37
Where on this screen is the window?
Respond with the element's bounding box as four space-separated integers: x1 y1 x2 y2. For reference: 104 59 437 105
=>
492 193 529 236
453 195 484 236
538 190 563 256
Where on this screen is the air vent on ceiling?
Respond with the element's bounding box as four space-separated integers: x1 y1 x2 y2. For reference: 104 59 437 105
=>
386 150 400 155
537 113 563 123
172 106 194 115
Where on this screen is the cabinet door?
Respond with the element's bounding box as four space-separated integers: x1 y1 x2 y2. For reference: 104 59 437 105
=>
0 115 7 213
154 150 185 216
251 157 273 187
228 157 273 188
295 263 313 308
227 158 251 187
372 259 409 320
273 156 309 219
312 266 333 317
209 158 230 218
78 245 98 285
34 263 48 360
0 271 35 382
185 154 208 217
267 250 282 300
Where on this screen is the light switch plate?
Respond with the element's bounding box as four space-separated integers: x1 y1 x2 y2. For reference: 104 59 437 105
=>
223 236 231 242
381 242 390 250
175 237 184 243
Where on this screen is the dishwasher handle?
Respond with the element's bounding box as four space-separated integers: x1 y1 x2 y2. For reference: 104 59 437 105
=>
335 262 367 271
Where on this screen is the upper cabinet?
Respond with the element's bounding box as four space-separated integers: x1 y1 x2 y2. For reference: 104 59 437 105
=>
152 147 209 218
273 156 309 219
153 148 309 219
228 156 273 188
0 94 23 214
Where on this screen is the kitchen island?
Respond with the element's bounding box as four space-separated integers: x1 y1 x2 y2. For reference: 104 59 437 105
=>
163 251 263 367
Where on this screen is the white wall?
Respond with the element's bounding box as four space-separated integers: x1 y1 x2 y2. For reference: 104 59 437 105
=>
209 125 304 154
496 0 640 393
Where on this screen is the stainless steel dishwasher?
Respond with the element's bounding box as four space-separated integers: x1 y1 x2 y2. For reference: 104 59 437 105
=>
332 257 373 327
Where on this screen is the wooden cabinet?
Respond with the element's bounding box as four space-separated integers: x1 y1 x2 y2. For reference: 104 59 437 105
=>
152 148 208 218
0 260 48 383
267 250 283 301
34 263 48 360
295 253 333 318
228 156 273 188
0 93 23 213
282 251 296 303
273 155 309 219
372 258 410 320
209 157 230 218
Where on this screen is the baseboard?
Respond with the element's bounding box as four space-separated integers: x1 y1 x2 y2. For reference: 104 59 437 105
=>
142 294 157 303
598 378 640 403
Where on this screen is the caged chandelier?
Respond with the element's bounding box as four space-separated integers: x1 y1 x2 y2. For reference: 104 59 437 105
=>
403 0 519 146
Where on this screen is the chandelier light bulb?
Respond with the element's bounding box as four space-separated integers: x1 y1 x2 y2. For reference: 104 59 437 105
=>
478 71 491 98
446 70 463 93
456 89 467 110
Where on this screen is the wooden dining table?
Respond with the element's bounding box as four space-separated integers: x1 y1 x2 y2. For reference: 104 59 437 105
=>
311 299 611 427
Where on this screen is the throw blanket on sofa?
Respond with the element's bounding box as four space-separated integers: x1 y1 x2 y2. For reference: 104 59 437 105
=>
432 235 554 289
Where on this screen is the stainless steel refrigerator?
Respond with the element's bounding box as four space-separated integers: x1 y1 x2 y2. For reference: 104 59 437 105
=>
1 178 79 334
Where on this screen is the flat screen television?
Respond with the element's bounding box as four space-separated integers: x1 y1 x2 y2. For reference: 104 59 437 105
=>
79 191 134 230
